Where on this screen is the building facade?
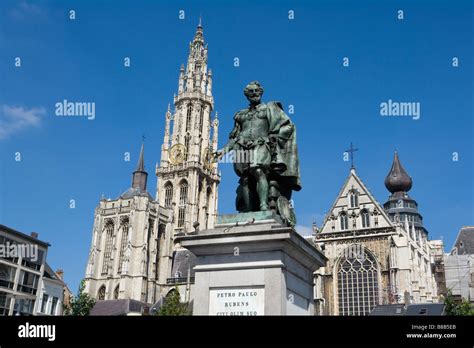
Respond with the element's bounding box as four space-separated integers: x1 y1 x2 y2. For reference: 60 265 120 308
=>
84 23 218 305
36 264 65 316
0 225 64 316
314 153 438 315
84 145 174 304
445 226 474 303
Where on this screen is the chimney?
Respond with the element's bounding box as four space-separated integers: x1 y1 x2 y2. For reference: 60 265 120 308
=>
30 232 38 239
56 269 64 280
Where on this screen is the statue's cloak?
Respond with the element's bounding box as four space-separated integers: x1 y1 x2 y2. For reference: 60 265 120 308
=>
266 101 302 191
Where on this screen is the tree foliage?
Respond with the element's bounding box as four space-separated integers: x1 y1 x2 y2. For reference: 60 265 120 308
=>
156 288 190 316
444 289 474 316
63 279 96 316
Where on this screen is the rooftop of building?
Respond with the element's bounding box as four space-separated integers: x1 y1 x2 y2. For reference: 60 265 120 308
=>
89 299 150 316
0 224 50 248
452 226 474 255
370 303 445 316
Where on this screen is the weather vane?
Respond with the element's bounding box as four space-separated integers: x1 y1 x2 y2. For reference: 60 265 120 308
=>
345 142 358 169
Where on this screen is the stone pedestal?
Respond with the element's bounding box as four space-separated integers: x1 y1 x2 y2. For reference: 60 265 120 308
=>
175 212 327 315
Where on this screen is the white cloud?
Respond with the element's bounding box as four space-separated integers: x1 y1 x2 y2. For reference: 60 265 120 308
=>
0 105 45 139
295 225 314 237
9 2 47 20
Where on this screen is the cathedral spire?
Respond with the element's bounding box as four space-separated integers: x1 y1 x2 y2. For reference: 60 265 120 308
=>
132 143 148 191
156 24 219 232
192 19 205 46
384 152 412 194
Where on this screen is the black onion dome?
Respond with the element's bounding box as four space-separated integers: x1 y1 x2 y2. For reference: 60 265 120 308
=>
384 152 412 193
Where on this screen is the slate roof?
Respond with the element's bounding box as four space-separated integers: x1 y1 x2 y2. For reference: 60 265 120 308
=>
89 299 149 316
370 303 445 316
405 304 445 316
453 226 474 255
0 224 50 247
369 304 406 316
43 263 65 285
119 187 154 200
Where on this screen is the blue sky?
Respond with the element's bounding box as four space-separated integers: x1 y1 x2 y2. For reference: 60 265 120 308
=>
0 0 472 292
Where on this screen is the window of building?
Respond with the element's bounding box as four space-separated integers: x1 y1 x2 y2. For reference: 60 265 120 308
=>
98 285 106 300
118 218 129 274
337 247 379 316
361 209 370 228
164 183 173 208
349 190 359 208
13 298 35 315
101 221 114 275
340 212 348 230
17 270 39 295
178 181 188 228
199 107 204 134
0 264 15 290
50 297 58 315
114 285 119 300
0 291 11 315
41 294 48 313
186 104 192 132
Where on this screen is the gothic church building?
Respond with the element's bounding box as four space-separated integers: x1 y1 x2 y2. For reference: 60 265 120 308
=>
84 23 220 305
314 153 438 315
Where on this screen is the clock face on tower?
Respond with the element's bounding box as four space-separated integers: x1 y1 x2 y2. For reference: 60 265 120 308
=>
169 143 186 165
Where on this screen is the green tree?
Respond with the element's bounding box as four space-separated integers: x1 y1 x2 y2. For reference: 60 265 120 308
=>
156 288 190 316
63 279 96 316
444 289 474 316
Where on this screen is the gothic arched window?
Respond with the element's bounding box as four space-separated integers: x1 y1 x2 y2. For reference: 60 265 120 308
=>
337 246 380 315
101 221 114 275
361 209 370 228
113 285 119 299
164 182 173 208
349 190 359 208
340 212 348 230
118 218 129 274
186 104 192 132
184 135 190 161
178 181 188 228
97 285 106 300
199 107 205 134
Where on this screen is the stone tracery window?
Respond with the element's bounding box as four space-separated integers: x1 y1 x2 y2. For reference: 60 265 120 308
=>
101 220 114 275
340 212 348 230
164 182 173 208
186 104 192 132
337 247 379 315
199 107 205 134
178 181 188 228
349 189 359 208
118 217 129 274
97 285 106 300
361 209 370 228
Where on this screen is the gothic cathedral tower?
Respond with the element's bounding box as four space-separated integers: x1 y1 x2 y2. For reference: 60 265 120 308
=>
156 22 220 233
